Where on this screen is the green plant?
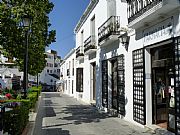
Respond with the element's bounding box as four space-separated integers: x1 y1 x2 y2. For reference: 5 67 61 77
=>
3 100 30 135
27 92 38 109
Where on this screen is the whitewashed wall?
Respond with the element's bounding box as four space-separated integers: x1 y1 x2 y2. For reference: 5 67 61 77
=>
61 50 76 97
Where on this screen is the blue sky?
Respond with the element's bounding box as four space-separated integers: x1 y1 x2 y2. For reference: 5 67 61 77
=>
48 0 90 58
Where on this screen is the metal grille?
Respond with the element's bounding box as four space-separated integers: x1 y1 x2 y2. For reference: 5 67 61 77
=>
133 49 146 125
102 60 108 108
174 37 180 135
117 55 125 116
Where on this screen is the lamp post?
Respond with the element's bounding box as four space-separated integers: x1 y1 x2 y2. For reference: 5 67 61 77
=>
21 15 32 98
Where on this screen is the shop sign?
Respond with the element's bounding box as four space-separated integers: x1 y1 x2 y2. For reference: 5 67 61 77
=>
143 17 173 46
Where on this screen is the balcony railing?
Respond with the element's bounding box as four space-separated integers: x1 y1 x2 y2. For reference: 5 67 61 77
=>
84 35 96 53
76 46 84 58
127 0 162 23
98 16 120 43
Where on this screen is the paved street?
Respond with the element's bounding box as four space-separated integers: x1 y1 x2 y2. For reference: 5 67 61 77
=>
33 92 156 135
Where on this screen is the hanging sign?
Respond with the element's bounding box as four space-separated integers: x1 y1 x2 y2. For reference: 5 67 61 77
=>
143 17 173 46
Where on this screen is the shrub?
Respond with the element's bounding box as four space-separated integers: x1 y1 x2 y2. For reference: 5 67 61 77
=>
2 86 42 135
27 92 38 109
31 86 42 95
3 100 30 135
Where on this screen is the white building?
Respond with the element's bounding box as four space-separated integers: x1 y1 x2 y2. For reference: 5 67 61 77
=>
126 0 180 134
74 0 128 107
39 49 61 86
60 49 76 96
0 46 17 68
62 0 180 134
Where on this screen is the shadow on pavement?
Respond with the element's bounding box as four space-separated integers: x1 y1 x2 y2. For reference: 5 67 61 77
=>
61 105 109 124
44 100 57 117
33 128 70 135
44 93 60 98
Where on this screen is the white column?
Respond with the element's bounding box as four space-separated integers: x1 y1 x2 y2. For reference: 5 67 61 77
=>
145 48 153 126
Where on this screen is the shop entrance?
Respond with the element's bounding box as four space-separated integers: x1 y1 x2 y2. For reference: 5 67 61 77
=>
151 44 174 129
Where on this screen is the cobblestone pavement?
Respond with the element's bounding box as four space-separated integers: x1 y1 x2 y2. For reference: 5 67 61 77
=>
33 92 159 135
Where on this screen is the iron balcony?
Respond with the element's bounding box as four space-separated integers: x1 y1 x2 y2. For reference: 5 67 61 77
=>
98 16 120 46
127 0 180 29
84 35 97 55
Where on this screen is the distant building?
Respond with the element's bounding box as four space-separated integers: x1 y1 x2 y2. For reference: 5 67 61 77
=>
0 46 17 69
60 49 75 96
39 49 61 86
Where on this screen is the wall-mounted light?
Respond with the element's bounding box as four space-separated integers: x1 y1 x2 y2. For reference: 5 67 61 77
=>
119 32 130 51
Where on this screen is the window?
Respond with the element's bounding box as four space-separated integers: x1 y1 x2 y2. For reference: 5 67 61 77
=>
81 30 84 47
69 61 71 76
67 69 70 76
72 59 74 76
54 63 58 67
72 80 74 94
47 69 49 73
76 68 83 92
91 15 95 36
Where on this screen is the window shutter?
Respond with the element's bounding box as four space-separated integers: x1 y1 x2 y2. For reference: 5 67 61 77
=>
117 54 125 116
102 60 108 108
133 49 146 125
76 68 83 92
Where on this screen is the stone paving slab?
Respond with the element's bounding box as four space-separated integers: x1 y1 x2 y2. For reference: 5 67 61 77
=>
32 92 160 135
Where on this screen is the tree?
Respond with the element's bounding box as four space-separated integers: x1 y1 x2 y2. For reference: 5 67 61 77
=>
0 0 56 76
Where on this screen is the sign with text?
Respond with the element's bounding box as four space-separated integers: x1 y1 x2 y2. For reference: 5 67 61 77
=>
143 17 173 46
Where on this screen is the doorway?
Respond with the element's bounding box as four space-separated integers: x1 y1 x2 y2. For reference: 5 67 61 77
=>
111 59 118 110
91 62 96 101
151 43 174 129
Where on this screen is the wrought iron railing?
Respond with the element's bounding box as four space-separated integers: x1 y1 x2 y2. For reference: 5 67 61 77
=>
98 16 120 43
127 0 162 23
84 35 96 53
76 46 84 58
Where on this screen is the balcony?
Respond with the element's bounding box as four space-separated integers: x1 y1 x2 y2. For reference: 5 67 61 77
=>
127 0 180 29
76 46 84 60
98 16 120 47
84 35 97 55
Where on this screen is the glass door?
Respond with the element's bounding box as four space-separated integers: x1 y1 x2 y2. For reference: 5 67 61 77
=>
151 43 175 131
152 67 169 128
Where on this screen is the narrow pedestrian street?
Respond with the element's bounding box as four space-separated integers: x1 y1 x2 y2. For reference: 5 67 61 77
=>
33 92 156 135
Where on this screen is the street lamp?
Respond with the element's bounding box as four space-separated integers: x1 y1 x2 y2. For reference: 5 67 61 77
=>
21 15 32 98
119 32 130 51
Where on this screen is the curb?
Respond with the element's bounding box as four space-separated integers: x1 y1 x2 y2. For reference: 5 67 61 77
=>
21 93 42 135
